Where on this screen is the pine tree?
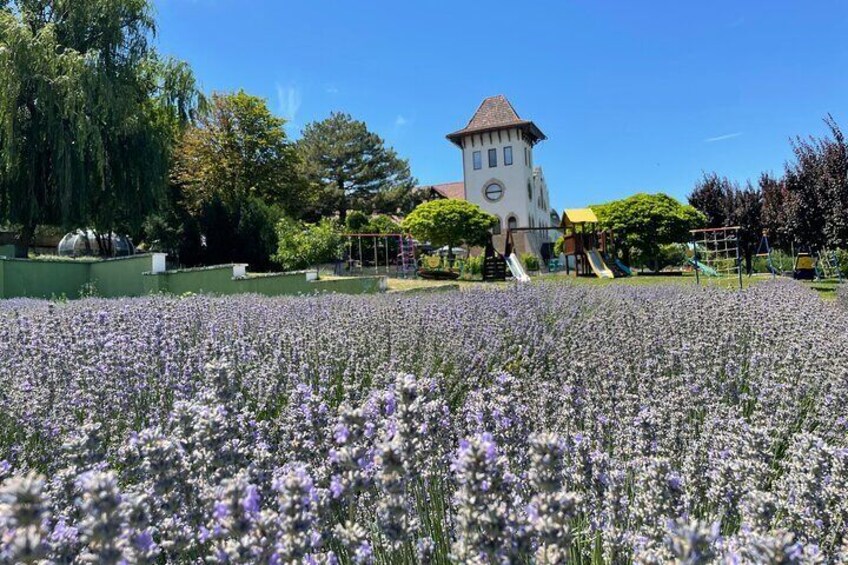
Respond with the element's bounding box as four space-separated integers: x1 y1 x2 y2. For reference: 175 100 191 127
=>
297 113 416 222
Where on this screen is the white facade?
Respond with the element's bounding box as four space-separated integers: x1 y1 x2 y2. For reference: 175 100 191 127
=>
458 129 552 237
446 96 554 256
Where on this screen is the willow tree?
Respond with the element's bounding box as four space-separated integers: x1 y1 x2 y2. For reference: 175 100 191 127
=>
0 0 199 255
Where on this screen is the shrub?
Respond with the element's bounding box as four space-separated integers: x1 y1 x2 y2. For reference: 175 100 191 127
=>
275 217 343 271
464 255 483 276
345 211 370 232
521 253 540 272
553 236 565 257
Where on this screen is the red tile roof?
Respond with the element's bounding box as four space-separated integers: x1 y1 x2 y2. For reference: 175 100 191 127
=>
417 181 465 200
447 95 546 147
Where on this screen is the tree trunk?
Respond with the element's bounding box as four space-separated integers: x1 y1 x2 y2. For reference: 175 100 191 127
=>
335 176 348 224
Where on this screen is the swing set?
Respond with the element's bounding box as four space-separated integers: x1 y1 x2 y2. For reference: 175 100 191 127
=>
754 232 842 282
340 233 418 278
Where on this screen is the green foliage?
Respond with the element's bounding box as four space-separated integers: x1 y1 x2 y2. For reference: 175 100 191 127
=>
0 1 200 252
463 255 483 276
345 211 370 232
521 253 540 272
401 200 497 255
592 193 705 270
143 183 204 266
160 91 302 269
201 196 282 271
297 112 416 221
173 91 303 215
751 249 794 274
553 236 565 257
363 214 401 234
655 243 688 271
275 218 344 271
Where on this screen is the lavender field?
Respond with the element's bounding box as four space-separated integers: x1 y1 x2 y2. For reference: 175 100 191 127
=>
1 280 847 563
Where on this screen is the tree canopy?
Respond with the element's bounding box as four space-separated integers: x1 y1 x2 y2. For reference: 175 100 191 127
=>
0 0 199 255
153 91 301 270
275 217 343 271
592 193 705 270
297 112 416 221
172 91 303 215
401 200 496 257
688 174 763 271
691 115 848 255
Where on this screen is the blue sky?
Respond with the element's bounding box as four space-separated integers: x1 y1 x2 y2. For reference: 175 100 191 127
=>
153 0 848 210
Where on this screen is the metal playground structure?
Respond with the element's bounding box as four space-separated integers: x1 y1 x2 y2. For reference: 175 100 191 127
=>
338 233 418 278
690 226 743 289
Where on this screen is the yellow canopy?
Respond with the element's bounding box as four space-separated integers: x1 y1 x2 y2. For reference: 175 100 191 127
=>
561 208 598 227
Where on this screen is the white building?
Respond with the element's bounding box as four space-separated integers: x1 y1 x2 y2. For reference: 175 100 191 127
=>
441 95 555 256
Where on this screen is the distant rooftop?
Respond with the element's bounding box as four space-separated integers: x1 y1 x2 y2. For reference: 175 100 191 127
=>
447 95 546 147
416 181 465 200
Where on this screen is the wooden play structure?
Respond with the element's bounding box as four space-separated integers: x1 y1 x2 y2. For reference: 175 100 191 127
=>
559 209 622 278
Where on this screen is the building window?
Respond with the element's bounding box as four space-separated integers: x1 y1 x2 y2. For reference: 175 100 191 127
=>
492 216 502 235
504 146 513 166
488 148 497 168
484 182 504 202
524 147 529 166
507 216 518 231
529 217 535 228
473 151 482 170
527 181 533 201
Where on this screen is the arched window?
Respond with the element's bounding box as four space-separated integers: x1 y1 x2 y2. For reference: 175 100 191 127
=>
507 216 518 232
484 182 504 202
492 216 502 235
527 181 533 201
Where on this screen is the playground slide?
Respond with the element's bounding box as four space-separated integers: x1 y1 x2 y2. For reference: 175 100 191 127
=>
687 258 719 277
586 249 615 279
506 253 531 283
614 258 633 276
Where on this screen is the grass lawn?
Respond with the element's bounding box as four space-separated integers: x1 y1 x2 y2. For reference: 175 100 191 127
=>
384 271 845 299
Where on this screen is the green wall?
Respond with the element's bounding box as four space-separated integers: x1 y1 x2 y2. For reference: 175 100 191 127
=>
1 255 384 300
143 268 385 297
145 265 239 295
0 244 15 258
0 258 91 299
90 255 162 298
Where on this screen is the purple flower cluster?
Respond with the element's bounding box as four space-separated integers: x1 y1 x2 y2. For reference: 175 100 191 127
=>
1 279 848 562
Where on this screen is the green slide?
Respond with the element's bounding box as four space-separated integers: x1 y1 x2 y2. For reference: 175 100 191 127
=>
687 258 718 277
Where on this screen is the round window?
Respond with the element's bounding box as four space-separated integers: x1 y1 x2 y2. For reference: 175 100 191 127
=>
484 183 504 202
